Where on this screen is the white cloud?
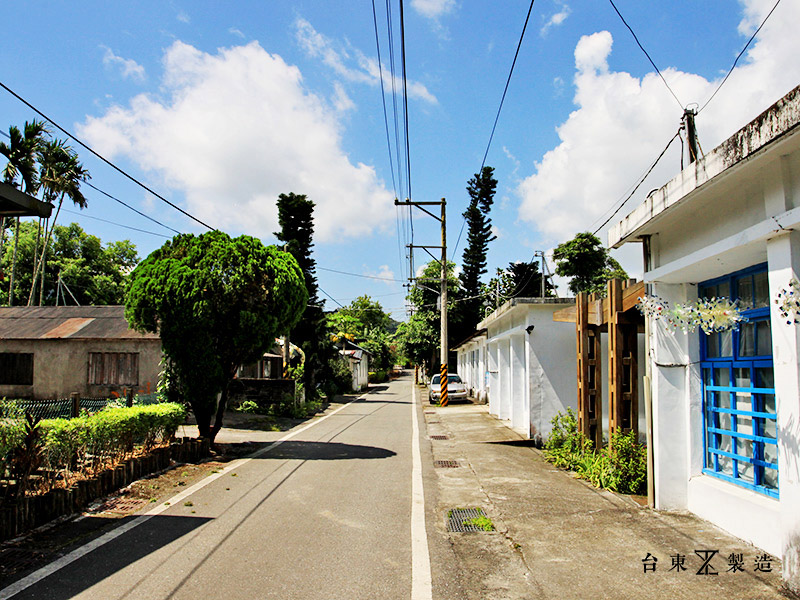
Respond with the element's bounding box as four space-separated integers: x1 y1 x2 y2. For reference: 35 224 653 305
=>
295 18 437 104
517 0 800 264
229 27 245 39
365 264 398 286
80 41 394 242
411 0 456 20
541 2 571 36
176 11 190 24
101 46 146 82
332 82 355 113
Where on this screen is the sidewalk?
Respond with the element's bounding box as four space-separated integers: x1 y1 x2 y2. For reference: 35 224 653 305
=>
423 396 789 600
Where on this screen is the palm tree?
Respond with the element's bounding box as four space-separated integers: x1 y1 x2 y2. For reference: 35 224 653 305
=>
0 120 48 305
28 139 90 305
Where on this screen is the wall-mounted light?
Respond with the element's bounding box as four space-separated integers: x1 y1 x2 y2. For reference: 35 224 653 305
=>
525 325 535 334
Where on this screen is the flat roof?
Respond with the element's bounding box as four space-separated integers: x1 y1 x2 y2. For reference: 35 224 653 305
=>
0 182 53 218
609 84 800 248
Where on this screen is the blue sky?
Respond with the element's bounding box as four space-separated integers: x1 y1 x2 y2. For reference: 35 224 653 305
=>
2 0 798 319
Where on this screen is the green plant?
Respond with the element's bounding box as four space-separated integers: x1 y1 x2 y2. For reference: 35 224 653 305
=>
464 515 494 531
236 400 261 414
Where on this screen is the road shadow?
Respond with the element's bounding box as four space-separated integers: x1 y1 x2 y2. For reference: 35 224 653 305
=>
483 439 541 448
1 514 212 600
260 440 396 461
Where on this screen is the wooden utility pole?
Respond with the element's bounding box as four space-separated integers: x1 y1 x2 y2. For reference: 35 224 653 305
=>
684 108 699 164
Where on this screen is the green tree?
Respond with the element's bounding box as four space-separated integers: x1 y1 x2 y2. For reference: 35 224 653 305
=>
125 231 307 442
275 192 338 395
552 232 628 296
484 260 555 311
0 221 138 305
396 312 437 370
327 295 398 371
458 166 497 338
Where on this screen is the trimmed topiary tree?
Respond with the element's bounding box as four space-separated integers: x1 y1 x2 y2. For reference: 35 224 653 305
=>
125 231 307 443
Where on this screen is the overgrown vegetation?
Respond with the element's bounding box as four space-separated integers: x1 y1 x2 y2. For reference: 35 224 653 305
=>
543 408 647 495
0 402 185 502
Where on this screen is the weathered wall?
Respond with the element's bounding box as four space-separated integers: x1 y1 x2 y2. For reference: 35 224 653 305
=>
0 339 161 400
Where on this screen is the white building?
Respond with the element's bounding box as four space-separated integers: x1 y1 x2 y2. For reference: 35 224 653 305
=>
340 341 371 391
453 329 488 403
609 85 800 591
467 298 578 444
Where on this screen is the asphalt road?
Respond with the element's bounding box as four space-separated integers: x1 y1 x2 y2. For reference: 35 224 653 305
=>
2 376 459 600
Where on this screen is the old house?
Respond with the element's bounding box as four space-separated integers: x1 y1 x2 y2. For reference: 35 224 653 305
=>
609 84 800 590
0 306 161 400
340 339 371 391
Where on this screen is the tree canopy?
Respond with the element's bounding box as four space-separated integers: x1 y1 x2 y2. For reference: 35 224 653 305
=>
0 221 138 305
327 295 398 372
484 260 555 311
552 232 628 296
125 231 307 442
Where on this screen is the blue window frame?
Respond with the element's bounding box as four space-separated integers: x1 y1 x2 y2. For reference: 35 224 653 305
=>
699 263 778 498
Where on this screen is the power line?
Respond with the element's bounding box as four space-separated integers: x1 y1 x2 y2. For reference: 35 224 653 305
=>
318 286 345 309
0 80 216 231
592 129 681 235
399 0 412 202
452 0 536 261
84 181 182 235
371 0 398 198
607 0 684 110
317 266 405 282
698 0 782 114
60 207 171 238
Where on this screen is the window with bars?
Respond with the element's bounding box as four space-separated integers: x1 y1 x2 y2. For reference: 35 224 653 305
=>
699 264 778 498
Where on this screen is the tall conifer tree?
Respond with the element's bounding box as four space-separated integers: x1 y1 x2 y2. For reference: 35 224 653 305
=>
275 193 335 391
458 166 498 337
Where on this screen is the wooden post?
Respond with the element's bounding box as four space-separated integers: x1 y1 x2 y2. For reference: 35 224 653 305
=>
126 388 134 408
607 278 624 449
70 392 80 418
576 292 603 448
576 292 590 439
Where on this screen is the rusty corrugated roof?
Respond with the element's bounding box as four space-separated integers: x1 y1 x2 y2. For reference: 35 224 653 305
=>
0 306 160 340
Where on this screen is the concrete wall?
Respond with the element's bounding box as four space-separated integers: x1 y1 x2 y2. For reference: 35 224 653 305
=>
621 114 800 589
0 339 162 400
482 300 578 441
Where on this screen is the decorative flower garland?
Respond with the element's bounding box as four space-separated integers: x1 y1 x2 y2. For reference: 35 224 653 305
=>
637 295 746 334
776 278 800 324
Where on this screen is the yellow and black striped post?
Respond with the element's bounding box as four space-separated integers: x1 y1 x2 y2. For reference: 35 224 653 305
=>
439 363 448 407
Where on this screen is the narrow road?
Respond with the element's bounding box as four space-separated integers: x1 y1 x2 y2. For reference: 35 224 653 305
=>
2 375 459 600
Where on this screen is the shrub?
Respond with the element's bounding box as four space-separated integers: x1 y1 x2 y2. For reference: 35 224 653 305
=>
543 410 647 495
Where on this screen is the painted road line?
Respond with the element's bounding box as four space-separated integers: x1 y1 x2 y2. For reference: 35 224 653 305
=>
411 382 433 600
0 394 368 600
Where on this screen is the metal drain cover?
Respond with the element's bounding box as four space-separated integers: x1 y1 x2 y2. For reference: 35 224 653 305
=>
430 435 448 440
447 507 493 532
434 460 459 468
100 497 150 514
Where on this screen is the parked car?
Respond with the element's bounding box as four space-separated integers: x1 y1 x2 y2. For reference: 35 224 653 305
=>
428 374 469 404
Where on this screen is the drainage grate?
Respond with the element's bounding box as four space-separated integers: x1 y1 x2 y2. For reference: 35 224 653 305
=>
100 497 150 514
447 507 494 532
430 435 448 440
434 460 460 468
0 548 45 576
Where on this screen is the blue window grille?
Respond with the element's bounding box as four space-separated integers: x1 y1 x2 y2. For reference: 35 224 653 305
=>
699 263 778 498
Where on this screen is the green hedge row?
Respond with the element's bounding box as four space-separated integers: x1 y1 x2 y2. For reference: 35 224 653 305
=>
0 403 186 498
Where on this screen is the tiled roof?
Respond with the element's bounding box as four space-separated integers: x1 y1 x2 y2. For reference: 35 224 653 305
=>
0 306 159 340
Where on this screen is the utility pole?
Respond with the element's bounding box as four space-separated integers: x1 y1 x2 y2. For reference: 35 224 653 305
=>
684 107 699 164
396 197 448 405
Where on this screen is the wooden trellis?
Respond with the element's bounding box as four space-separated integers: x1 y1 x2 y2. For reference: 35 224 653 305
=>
555 279 644 449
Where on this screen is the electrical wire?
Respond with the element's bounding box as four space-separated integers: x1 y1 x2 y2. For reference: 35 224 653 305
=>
698 0 782 114
317 266 405 282
0 80 216 231
60 208 171 238
452 0 536 261
84 181 182 235
371 0 398 198
318 286 345 309
607 0 684 110
592 129 681 235
399 0 412 202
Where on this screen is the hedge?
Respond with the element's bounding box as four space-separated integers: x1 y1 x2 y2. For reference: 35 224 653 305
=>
0 403 186 499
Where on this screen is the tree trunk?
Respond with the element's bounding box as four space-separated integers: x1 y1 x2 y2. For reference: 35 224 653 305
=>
29 199 62 306
8 217 20 306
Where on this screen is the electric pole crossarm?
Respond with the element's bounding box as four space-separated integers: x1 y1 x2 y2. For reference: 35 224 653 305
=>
394 199 442 222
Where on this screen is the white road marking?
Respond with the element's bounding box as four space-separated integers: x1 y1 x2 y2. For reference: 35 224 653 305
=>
410 382 433 600
0 395 366 600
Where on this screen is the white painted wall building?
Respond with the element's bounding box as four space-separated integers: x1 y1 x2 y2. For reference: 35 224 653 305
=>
609 85 800 591
470 298 577 444
454 329 488 403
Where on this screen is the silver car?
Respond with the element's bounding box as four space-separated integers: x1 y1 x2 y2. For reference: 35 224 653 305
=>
428 374 468 404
